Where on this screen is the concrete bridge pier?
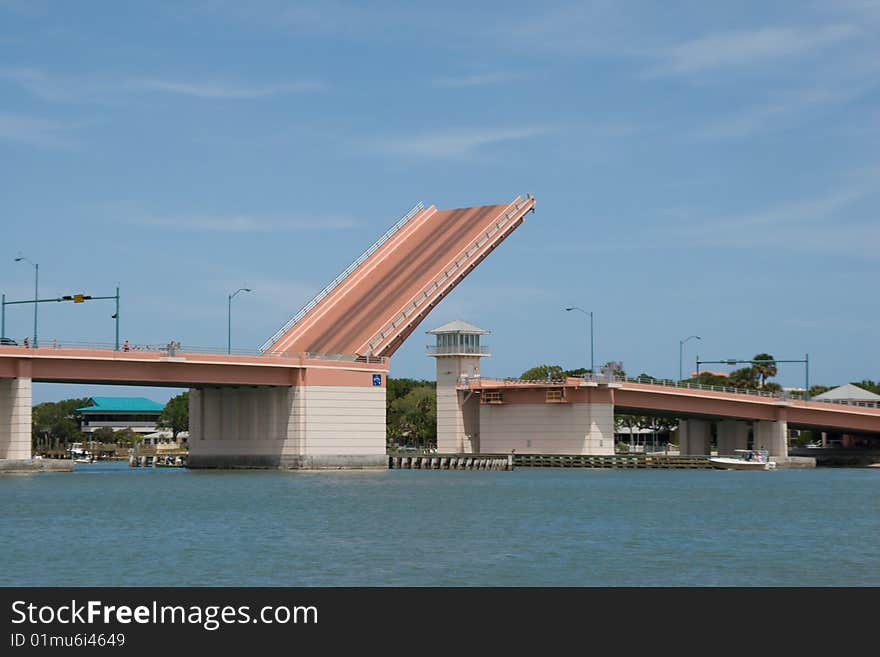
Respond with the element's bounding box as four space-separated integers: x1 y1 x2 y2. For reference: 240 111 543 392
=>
754 419 788 458
0 374 32 460
677 419 711 456
187 376 387 469
717 419 750 456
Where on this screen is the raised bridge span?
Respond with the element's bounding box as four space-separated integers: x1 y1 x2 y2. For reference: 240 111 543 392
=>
262 195 536 358
2 193 878 468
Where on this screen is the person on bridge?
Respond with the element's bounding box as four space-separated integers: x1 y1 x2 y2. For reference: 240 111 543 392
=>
23 337 29 348
123 340 130 352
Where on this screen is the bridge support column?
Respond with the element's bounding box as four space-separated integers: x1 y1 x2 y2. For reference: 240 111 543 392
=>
188 379 386 469
754 420 788 458
717 420 749 456
678 419 710 456
0 376 32 460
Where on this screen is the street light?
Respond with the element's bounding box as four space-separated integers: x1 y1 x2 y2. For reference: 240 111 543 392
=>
227 287 252 354
679 335 701 382
14 255 38 348
565 306 594 373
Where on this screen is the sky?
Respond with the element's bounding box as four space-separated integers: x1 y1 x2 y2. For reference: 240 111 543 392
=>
0 0 877 404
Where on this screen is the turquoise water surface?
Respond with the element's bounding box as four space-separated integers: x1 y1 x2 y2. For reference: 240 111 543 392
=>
1 461 877 586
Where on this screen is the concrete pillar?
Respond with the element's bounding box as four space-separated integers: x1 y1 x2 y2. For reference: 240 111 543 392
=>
717 420 749 456
188 383 385 469
188 388 203 442
0 377 32 460
755 420 788 458
586 402 615 455
435 355 482 453
678 419 710 455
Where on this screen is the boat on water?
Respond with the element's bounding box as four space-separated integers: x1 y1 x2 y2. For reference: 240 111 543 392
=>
710 449 776 471
69 442 95 464
154 456 186 468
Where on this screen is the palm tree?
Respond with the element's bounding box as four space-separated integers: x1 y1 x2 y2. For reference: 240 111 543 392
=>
752 353 778 388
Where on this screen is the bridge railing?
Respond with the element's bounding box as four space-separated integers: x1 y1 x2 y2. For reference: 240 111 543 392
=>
0 340 386 363
258 201 425 353
616 374 789 399
366 194 534 355
463 372 792 401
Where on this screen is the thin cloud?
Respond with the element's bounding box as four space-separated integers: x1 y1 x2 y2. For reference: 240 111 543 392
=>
126 214 355 232
0 111 81 148
432 72 526 88
0 67 325 102
651 24 859 76
381 125 552 158
124 78 325 99
534 172 880 258
694 82 874 139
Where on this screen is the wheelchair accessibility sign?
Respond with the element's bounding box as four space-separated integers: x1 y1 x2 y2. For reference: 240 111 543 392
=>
372 374 382 386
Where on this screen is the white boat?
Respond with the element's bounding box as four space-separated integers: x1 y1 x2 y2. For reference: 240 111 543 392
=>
69 442 95 463
710 449 776 471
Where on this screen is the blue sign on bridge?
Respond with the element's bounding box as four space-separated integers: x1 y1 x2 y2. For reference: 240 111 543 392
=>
372 374 382 386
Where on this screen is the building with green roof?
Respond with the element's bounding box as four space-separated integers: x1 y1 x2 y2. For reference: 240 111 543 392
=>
76 397 165 436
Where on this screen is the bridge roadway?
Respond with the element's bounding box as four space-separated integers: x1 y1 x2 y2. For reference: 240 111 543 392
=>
3 347 877 437
0 346 388 387
461 377 880 436
265 196 535 358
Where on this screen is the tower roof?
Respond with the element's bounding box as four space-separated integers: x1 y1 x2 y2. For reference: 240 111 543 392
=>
426 320 490 335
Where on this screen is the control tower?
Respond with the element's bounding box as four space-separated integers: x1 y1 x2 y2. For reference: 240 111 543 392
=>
427 320 490 453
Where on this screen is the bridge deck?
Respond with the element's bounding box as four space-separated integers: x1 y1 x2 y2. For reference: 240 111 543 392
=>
461 377 880 435
265 196 535 357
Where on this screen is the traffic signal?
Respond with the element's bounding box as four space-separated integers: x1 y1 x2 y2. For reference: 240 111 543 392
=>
61 294 92 303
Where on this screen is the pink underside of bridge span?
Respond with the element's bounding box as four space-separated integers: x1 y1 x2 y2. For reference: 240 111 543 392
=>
0 347 387 388
464 378 880 435
265 196 536 358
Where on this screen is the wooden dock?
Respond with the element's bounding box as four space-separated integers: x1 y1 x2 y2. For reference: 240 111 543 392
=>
388 452 713 470
513 453 713 469
388 453 513 470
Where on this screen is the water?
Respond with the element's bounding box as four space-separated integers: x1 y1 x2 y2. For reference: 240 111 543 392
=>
1 462 877 586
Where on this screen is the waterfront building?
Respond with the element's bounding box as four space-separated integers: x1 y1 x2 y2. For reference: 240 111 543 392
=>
76 397 165 436
812 384 880 409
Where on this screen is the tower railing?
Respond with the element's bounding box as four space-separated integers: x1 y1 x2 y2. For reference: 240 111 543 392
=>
426 344 490 356
259 201 425 353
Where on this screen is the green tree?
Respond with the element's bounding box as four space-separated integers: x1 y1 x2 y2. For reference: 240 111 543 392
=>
387 377 434 402
752 353 778 388
157 392 189 439
113 428 143 446
684 372 732 387
728 366 759 389
32 397 90 447
853 380 880 396
388 385 436 450
809 385 832 398
520 364 564 381
91 426 116 443
386 378 436 448
615 414 644 446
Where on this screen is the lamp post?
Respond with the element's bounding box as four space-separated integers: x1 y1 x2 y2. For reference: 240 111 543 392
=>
227 287 252 354
565 306 594 373
679 335 701 382
14 255 38 348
